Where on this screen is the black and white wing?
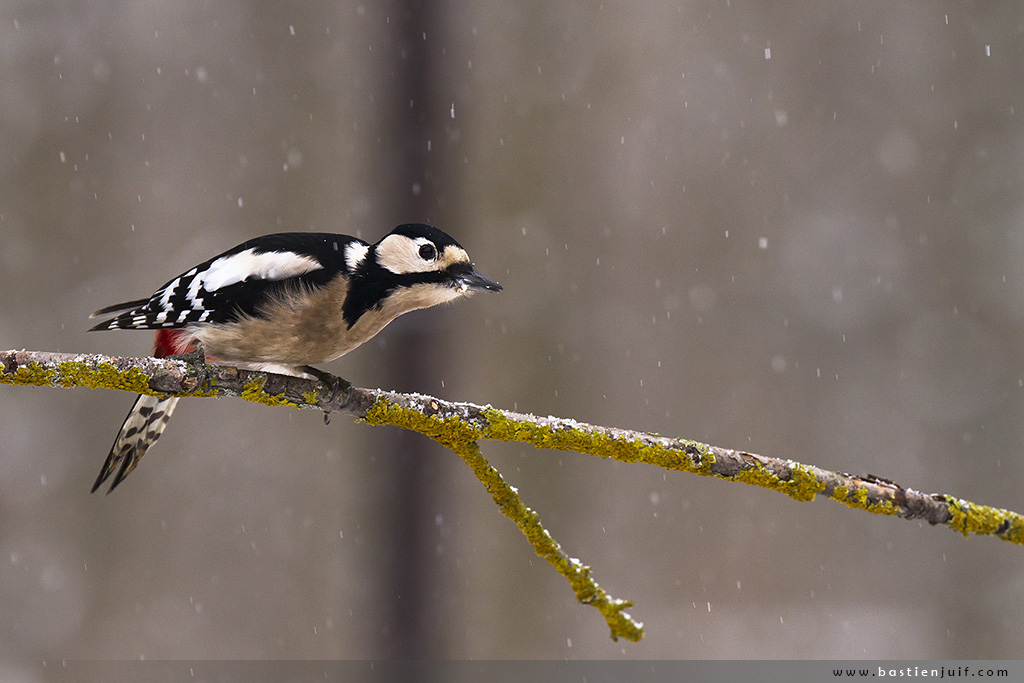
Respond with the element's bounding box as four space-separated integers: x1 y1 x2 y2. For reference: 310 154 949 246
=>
89 233 365 331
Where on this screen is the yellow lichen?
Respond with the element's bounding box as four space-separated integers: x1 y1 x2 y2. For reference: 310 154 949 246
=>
945 496 1024 544
363 397 645 642
0 358 221 399
786 463 828 502
0 361 55 387
726 462 823 502
478 406 709 475
55 361 153 393
241 377 298 407
363 398 480 446
829 485 902 516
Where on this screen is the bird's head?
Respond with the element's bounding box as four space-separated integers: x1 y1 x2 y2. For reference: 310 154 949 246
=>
373 223 503 296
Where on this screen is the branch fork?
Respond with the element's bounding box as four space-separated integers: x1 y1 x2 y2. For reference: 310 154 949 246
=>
4 348 1023 641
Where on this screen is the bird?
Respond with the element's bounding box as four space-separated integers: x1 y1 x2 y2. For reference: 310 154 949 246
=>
88 223 502 493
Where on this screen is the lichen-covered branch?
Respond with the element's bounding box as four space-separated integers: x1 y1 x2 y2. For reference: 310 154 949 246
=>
0 349 643 640
446 439 642 641
4 349 1024 639
361 395 1024 546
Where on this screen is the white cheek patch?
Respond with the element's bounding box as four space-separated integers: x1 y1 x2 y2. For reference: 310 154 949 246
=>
375 234 437 275
345 242 370 272
203 248 323 291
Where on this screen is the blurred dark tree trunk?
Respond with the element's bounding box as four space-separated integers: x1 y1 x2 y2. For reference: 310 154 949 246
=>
376 0 448 659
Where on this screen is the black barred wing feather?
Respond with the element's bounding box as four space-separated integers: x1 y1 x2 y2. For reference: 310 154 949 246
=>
89 233 359 332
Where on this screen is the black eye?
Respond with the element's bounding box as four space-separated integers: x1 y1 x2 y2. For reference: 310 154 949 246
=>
418 244 437 261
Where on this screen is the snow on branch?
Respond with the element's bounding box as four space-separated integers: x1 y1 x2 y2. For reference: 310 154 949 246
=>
3 348 1023 641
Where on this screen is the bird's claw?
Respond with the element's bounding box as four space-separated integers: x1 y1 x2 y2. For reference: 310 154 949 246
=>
168 345 212 393
298 365 352 408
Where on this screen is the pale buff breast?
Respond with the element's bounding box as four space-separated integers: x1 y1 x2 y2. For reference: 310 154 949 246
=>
181 275 471 366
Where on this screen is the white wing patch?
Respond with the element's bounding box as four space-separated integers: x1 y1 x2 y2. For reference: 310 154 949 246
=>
186 270 206 309
93 242 331 332
203 248 323 291
158 277 180 309
345 242 370 272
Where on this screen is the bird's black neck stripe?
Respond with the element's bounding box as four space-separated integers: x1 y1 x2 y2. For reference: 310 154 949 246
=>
342 266 452 328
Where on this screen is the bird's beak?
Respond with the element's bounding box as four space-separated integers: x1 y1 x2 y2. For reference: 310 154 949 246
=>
455 269 503 293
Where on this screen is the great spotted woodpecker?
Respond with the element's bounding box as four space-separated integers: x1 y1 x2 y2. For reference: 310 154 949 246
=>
89 224 502 492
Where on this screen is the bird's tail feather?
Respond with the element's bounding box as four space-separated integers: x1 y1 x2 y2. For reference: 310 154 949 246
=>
91 394 179 493
92 329 192 493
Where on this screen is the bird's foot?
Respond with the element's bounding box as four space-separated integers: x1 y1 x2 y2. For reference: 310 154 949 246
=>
168 345 212 393
298 365 352 416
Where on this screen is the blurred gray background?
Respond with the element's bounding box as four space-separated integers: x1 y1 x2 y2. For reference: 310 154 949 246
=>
1 0 1023 665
